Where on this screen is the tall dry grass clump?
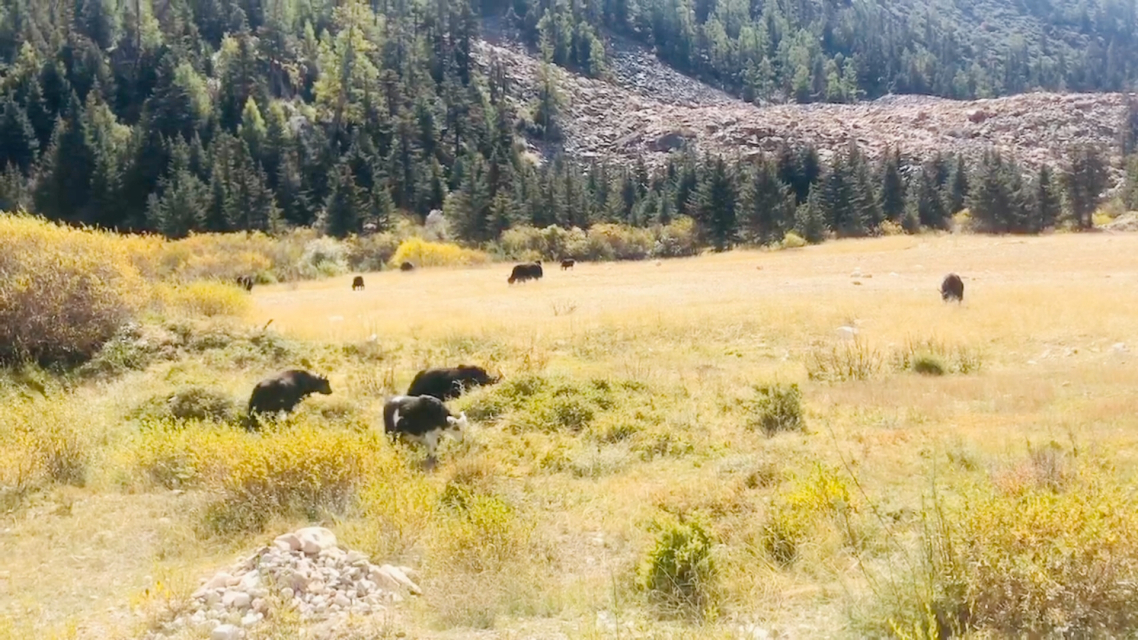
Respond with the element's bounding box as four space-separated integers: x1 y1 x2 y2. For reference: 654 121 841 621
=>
0 397 91 507
0 214 149 365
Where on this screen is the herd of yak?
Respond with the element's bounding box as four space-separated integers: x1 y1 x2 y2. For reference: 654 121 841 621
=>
235 259 965 465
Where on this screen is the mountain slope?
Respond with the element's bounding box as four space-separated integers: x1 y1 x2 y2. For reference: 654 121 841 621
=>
477 35 1129 171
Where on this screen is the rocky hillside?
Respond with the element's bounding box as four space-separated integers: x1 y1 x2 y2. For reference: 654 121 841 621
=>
476 35 1130 171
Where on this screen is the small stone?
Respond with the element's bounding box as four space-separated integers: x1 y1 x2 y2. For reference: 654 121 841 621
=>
203 573 232 590
280 587 294 600
295 527 337 555
211 623 242 640
273 532 302 552
240 612 262 627
368 567 400 591
222 591 252 610
333 594 350 608
344 550 368 565
378 565 422 595
251 598 267 614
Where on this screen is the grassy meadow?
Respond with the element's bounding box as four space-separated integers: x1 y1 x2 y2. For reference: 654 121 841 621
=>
4 225 1138 639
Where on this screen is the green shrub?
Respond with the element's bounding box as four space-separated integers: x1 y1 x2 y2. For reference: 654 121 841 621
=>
872 461 1138 638
892 339 983 376
638 517 718 618
747 383 805 436
762 465 856 565
651 216 700 258
911 355 946 376
131 386 238 424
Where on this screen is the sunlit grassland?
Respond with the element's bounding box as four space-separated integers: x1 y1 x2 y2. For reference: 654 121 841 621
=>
5 231 1138 638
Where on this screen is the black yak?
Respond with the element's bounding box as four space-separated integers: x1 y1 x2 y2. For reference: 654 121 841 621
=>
508 262 543 284
246 369 332 429
406 365 500 401
383 394 468 462
941 273 964 303
561 259 576 270
352 276 365 290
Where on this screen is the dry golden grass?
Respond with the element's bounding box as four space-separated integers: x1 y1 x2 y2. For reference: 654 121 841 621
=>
7 232 1138 638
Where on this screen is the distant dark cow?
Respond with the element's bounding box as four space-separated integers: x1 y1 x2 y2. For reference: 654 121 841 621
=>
236 275 255 291
407 365 500 401
561 259 575 270
383 394 468 461
508 262 543 284
352 276 365 291
400 261 415 272
246 369 332 429
941 273 964 303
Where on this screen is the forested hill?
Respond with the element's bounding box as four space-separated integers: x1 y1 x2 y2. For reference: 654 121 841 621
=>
498 0 1138 103
0 0 1136 245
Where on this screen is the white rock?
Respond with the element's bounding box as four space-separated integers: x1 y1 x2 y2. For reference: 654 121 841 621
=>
222 591 252 610
396 566 421 582
379 564 421 595
345 550 368 565
211 623 242 640
273 533 302 552
251 598 267 614
203 573 232 590
280 587 294 600
333 594 350 608
368 567 401 591
296 527 337 555
240 612 262 627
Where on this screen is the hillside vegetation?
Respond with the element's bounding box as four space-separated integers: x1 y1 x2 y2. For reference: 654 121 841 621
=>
5 219 1138 639
3 0 1138 254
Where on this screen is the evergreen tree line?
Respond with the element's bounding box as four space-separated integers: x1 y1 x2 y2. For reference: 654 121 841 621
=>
496 0 1138 103
0 0 1119 250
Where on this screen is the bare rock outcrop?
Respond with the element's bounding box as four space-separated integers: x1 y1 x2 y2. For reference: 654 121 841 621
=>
473 37 1129 172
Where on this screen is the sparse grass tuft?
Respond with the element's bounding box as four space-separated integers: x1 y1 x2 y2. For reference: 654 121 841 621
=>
806 338 883 382
780 231 808 249
746 383 806 436
0 399 91 505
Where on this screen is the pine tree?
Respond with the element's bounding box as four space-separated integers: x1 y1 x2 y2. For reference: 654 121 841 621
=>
146 141 209 237
879 147 906 221
449 152 491 242
738 157 793 245
945 154 969 214
690 156 737 251
0 163 29 212
0 96 38 173
795 185 827 243
909 167 949 230
1062 143 1109 229
322 160 366 238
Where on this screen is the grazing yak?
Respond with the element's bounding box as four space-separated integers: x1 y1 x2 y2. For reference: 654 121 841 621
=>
246 369 332 429
352 276 365 291
400 261 415 272
383 394 468 462
561 259 575 270
941 273 965 303
236 275 255 291
508 262 543 284
407 365 500 401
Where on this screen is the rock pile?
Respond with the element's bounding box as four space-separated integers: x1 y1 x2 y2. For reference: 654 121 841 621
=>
472 38 1130 174
154 527 420 639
